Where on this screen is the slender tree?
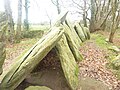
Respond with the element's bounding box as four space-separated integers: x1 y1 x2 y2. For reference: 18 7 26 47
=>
24 0 29 31
51 0 61 14
16 0 22 43
89 0 96 32
45 10 52 28
4 0 14 43
109 0 120 42
88 0 112 32
82 0 88 27
71 0 89 27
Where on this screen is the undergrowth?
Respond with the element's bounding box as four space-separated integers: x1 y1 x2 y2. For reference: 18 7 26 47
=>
90 32 120 80
90 33 118 61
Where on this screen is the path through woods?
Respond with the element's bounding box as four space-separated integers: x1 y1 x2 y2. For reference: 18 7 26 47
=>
79 41 120 90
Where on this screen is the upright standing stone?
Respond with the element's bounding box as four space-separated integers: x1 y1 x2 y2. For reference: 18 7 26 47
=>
56 34 79 90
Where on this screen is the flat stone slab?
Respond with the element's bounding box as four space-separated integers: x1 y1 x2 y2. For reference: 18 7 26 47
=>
79 77 109 90
25 68 70 90
25 86 52 90
108 46 120 52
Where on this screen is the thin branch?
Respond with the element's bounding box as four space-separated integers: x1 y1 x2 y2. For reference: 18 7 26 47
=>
94 0 98 21
100 9 111 27
102 0 106 11
71 0 83 9
45 10 52 28
51 0 57 6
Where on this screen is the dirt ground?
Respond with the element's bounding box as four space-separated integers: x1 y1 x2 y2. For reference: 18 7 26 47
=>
16 49 71 90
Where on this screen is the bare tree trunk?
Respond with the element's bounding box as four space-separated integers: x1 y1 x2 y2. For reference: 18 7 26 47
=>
24 0 29 31
16 0 22 43
83 0 87 27
89 0 112 32
4 0 14 43
109 0 120 43
89 0 96 32
109 31 115 43
71 0 88 27
83 13 87 27
51 0 61 14
45 10 52 28
56 0 61 14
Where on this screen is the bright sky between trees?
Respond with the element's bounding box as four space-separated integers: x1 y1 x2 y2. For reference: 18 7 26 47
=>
0 0 60 23
0 0 83 24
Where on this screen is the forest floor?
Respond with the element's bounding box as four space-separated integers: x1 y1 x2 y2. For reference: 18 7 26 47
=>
0 30 120 90
79 41 120 90
78 31 120 90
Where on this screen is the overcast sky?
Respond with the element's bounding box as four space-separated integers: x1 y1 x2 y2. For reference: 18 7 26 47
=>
0 0 83 23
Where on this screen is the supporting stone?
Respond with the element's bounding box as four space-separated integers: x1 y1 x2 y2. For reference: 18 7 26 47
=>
0 27 64 90
62 23 83 61
74 23 86 42
55 34 79 90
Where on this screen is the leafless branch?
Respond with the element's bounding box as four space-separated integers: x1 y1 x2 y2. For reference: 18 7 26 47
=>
71 0 83 9
51 0 57 6
100 9 112 27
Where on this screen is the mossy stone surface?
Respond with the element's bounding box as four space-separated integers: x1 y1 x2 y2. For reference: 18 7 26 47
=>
25 86 52 90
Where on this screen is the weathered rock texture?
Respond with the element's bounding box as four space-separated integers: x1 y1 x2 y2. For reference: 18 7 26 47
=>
0 12 90 90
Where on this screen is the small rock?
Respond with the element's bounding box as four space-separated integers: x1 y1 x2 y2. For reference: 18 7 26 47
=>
108 46 120 52
105 38 109 42
111 54 120 69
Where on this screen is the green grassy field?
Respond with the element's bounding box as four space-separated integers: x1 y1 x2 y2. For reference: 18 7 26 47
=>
29 24 50 31
14 24 50 31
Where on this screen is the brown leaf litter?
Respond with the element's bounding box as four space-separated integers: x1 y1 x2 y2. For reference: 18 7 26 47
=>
79 41 120 90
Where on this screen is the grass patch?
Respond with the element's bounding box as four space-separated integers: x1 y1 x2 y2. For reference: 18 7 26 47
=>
91 32 120 80
22 30 44 38
91 34 111 48
30 24 49 31
91 33 118 61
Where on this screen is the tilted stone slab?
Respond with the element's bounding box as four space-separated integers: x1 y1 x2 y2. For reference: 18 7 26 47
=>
65 19 82 45
83 27 90 39
61 23 83 61
55 34 79 90
74 23 86 42
0 24 7 75
0 27 64 90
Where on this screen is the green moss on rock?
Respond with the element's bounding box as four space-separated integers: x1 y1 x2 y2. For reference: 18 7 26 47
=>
25 86 52 90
